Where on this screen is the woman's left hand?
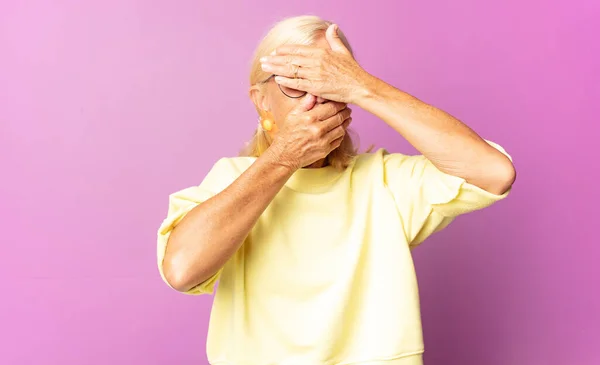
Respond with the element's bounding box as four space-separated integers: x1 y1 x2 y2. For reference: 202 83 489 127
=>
259 24 373 104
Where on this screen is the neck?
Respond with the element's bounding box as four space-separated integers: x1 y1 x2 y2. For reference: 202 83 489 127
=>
306 158 327 169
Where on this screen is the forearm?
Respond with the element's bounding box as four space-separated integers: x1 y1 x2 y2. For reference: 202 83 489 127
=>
163 148 295 292
356 74 515 194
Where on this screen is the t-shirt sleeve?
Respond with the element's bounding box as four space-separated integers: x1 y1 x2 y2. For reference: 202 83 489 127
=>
156 158 233 295
383 141 513 247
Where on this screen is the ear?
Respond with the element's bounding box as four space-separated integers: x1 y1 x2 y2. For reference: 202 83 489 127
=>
249 86 277 136
249 86 270 113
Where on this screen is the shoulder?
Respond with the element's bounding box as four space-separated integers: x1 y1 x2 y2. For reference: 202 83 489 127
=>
349 148 411 185
351 148 436 190
211 156 257 176
198 156 256 190
353 148 387 167
353 148 418 171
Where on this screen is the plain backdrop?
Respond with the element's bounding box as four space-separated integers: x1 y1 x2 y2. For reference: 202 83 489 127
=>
1 1 598 364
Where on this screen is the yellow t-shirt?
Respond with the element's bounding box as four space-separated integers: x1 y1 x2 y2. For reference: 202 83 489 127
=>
157 142 512 365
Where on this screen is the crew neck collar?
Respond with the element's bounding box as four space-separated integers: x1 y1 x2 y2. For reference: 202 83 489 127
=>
284 164 343 193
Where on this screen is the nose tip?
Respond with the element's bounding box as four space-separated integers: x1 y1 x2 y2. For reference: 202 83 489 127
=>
315 96 328 104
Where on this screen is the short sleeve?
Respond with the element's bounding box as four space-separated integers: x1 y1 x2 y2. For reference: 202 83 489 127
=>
156 158 234 295
383 141 513 247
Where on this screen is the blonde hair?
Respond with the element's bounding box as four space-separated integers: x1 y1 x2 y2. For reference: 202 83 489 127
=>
240 15 364 170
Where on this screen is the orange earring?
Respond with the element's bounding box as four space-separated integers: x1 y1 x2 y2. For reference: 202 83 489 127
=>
262 118 273 131
259 115 274 131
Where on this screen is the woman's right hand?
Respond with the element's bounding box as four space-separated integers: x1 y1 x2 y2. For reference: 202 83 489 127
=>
267 94 352 170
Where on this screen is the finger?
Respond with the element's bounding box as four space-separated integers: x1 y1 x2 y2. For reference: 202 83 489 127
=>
261 63 312 79
329 135 345 150
260 55 318 68
322 108 352 133
273 45 326 57
290 94 317 115
274 76 312 93
326 24 351 55
342 117 352 130
310 102 348 121
331 117 352 138
325 124 347 145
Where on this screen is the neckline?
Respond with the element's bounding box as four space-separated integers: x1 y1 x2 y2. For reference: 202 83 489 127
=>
284 164 343 193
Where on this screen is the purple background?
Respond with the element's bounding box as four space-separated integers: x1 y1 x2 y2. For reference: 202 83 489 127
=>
1 1 598 364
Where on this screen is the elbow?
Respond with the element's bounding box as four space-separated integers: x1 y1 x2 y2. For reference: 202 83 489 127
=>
162 255 195 293
459 145 516 195
488 156 516 195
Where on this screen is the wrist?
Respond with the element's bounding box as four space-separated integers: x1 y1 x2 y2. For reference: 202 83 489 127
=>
262 143 299 175
351 71 381 107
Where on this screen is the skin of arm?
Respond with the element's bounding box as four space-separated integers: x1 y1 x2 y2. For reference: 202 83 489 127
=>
162 148 294 292
262 26 516 195
353 73 516 195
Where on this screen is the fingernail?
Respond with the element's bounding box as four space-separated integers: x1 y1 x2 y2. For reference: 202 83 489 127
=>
260 56 268 62
271 50 276 55
261 63 272 71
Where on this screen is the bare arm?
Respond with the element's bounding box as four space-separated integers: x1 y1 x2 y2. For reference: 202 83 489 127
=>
260 26 514 195
162 96 350 293
355 75 516 195
162 149 294 292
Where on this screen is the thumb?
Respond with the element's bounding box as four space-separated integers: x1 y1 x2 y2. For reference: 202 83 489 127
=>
290 94 316 115
326 24 350 55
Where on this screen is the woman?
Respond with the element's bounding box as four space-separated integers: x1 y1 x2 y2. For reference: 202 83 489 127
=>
157 15 515 365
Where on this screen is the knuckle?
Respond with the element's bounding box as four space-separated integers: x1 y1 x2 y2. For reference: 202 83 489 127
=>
309 125 321 137
328 104 338 115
